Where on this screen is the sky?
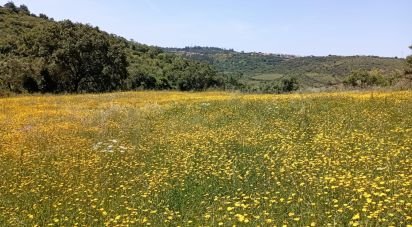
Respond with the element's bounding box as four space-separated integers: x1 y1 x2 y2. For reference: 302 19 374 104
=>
3 0 412 57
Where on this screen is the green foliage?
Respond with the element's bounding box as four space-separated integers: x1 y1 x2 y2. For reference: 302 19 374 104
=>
165 47 404 88
18 4 30 15
281 77 299 92
406 45 412 76
125 43 224 91
3 2 30 14
38 13 48 20
165 46 289 77
0 56 38 93
3 2 17 12
344 69 390 87
0 6 230 93
0 13 129 93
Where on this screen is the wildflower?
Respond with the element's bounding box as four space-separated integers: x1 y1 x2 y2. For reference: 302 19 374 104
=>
352 213 360 220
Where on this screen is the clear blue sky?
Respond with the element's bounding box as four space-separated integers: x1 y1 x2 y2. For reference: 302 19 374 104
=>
4 0 412 57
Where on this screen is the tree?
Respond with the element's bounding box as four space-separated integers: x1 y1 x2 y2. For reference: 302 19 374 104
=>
344 69 389 87
281 77 299 92
129 72 157 89
39 68 57 93
4 1 17 12
39 13 49 20
0 57 39 93
406 45 412 76
20 21 129 92
18 4 30 14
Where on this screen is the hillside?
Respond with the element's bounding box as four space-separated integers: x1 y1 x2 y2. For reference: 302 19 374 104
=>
164 47 295 76
164 47 405 88
0 5 225 94
0 3 409 93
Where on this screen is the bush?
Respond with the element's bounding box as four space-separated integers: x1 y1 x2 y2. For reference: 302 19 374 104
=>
406 45 412 76
281 77 299 92
344 69 389 87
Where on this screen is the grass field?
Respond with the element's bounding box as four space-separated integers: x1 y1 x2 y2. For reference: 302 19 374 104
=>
0 91 411 226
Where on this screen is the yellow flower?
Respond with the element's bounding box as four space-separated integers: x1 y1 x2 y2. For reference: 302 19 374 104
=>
235 214 245 222
352 213 360 220
293 217 300 221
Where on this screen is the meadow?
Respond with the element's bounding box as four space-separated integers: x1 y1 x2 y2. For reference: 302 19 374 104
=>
0 91 411 226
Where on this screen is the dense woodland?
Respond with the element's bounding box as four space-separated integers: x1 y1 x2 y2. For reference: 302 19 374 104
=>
0 2 411 95
0 3 227 94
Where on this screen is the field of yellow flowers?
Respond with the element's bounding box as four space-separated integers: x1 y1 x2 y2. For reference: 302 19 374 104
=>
0 91 411 226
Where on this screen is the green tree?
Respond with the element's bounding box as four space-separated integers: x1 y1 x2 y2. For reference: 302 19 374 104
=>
344 69 389 87
18 4 30 14
281 77 299 92
0 57 39 93
19 20 128 92
39 13 49 20
3 2 17 12
406 45 412 76
129 72 157 89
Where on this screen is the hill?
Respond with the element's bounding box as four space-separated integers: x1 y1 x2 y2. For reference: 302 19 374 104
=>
164 47 295 76
164 46 405 88
0 4 225 94
0 3 409 94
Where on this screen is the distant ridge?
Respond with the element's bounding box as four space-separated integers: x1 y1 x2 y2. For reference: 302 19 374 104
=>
163 46 405 88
